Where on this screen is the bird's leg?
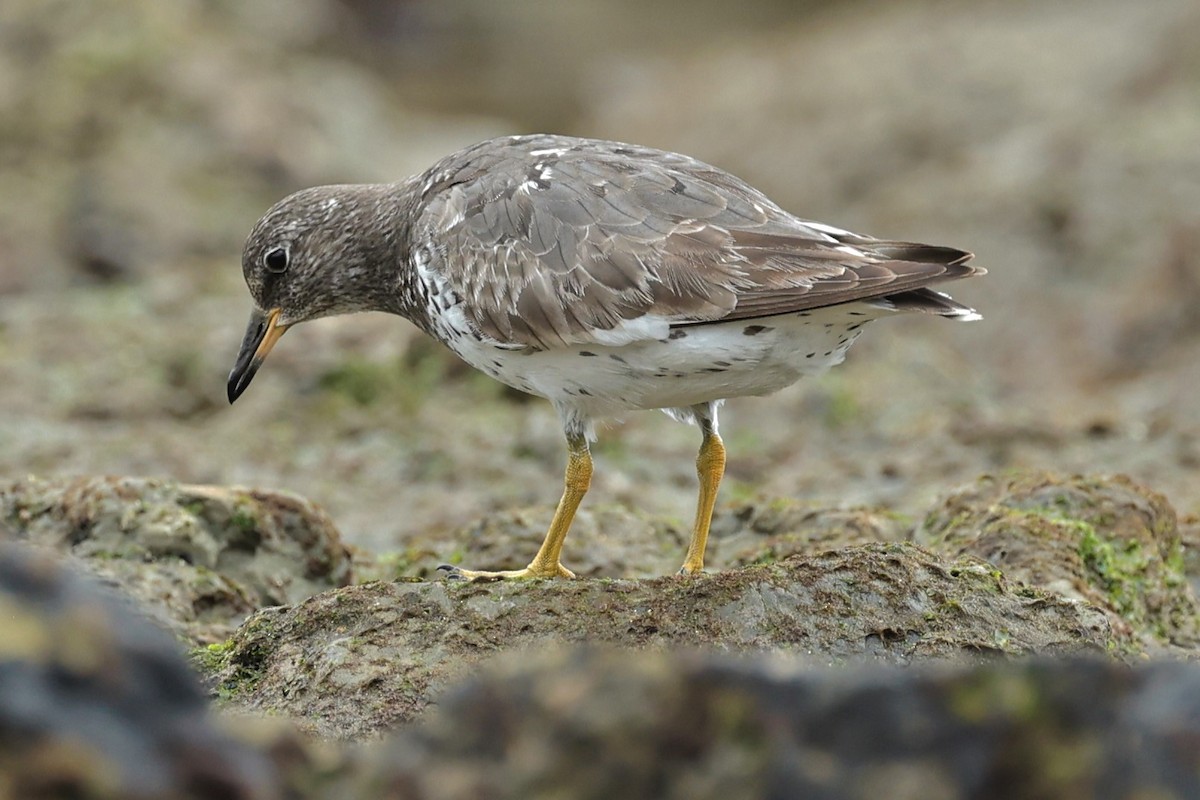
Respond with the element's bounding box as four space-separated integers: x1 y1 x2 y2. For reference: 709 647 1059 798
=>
680 404 725 575
439 433 591 581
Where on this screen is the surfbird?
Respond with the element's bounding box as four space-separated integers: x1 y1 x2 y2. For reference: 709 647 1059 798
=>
227 134 984 580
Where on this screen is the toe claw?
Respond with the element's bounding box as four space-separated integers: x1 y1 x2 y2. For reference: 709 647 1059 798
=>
437 564 467 581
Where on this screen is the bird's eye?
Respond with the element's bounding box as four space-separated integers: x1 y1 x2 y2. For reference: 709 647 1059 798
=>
263 247 289 273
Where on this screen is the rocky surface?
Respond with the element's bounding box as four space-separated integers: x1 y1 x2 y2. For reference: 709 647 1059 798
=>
208 542 1111 739
347 649 1200 800
0 476 354 644
2 0 1200 794
2 470 1198 796
918 472 1200 651
364 501 909 581
2 541 1195 800
2 0 1199 559
0 541 277 800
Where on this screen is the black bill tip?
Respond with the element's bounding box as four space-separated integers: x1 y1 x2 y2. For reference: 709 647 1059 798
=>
227 308 287 404
226 357 262 404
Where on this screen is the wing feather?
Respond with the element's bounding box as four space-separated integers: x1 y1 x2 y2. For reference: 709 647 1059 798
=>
412 135 980 349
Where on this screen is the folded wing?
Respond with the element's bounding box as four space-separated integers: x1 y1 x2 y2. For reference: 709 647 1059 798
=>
413 136 981 349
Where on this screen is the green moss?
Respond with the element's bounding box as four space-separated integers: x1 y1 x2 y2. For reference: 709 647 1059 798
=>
361 547 431 581
181 500 206 517
875 508 915 527
948 671 1040 724
1077 524 1152 628
947 562 1006 594
318 358 399 407
746 547 779 566
190 616 277 702
190 638 235 676
230 504 258 533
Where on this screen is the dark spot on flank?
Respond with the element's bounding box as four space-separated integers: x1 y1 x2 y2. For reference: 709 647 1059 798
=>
848 311 867 316
609 354 627 364
668 329 688 340
806 353 816 358
797 312 811 317
824 323 834 328
579 388 592 396
578 351 597 357
613 147 635 156
713 360 732 367
670 177 687 194
702 367 726 373
743 325 771 336
847 323 863 332
823 351 832 357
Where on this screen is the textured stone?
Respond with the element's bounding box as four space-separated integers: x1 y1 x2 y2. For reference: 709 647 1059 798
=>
0 476 354 644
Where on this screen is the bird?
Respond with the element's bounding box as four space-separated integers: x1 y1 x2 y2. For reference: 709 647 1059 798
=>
226 134 983 581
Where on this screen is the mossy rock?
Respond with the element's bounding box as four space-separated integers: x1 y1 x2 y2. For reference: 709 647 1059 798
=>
918 472 1200 650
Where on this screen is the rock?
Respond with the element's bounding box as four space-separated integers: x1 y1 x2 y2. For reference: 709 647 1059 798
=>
1 533 1194 800
706 500 909 567
1180 514 1200 599
348 648 1200 800
370 504 686 581
0 541 278 799
0 476 355 645
373 501 909 582
918 472 1200 649
209 542 1113 739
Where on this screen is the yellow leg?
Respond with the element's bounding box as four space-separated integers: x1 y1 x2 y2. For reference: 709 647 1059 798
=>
440 435 591 581
679 431 725 575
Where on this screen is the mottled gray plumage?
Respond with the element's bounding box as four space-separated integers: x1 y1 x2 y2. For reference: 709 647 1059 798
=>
410 136 977 349
228 133 985 579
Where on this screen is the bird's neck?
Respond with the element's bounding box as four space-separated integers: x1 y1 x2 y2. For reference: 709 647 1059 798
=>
342 180 420 319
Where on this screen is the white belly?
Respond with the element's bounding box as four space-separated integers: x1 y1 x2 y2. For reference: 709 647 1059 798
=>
444 303 883 417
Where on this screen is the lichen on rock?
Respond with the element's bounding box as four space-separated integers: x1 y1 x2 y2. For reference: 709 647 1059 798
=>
0 476 355 644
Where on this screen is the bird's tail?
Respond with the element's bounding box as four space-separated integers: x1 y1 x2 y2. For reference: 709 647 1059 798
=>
868 287 982 320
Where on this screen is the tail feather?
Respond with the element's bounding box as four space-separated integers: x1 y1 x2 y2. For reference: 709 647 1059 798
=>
836 235 977 267
869 287 982 320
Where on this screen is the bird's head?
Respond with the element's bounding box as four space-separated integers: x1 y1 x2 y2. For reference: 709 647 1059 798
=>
226 184 401 403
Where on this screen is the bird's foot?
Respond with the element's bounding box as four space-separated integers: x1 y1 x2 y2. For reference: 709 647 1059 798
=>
677 561 705 576
437 562 576 582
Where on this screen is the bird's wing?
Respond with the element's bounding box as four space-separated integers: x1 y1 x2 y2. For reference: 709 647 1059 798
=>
411 135 977 349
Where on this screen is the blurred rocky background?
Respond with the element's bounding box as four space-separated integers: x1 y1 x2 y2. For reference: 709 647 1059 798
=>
2 0 1200 795
1 0 1197 553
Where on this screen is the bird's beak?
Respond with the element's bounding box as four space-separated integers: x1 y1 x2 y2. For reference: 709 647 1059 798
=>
227 307 289 404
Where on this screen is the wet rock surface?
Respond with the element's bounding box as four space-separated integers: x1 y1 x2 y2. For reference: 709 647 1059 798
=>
0 541 277 800
0 476 354 645
2 541 1194 800
918 472 1200 650
211 541 1112 739
353 650 1200 800
1 472 1197 797
363 501 908 581
3 0 1200 794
